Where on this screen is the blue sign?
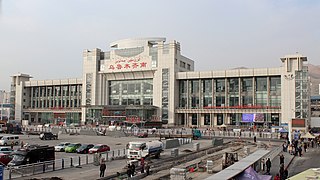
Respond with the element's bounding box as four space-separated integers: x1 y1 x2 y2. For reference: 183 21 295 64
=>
0 165 3 180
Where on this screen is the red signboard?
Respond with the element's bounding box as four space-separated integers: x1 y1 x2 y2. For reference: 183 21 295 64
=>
292 119 305 127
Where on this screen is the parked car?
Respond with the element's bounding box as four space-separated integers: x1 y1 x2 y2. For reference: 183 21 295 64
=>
54 142 70 152
39 132 58 140
65 143 81 153
89 144 110 154
0 153 12 166
137 132 148 138
76 144 94 154
0 147 13 155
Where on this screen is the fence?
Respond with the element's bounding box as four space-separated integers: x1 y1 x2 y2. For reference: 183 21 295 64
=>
5 148 127 179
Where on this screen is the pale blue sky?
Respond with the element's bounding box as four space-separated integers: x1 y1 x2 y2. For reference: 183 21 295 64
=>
0 0 319 90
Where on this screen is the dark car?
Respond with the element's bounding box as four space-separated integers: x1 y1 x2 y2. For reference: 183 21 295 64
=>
39 132 58 140
76 144 94 154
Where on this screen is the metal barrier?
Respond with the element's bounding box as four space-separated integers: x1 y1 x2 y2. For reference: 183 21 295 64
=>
5 148 127 179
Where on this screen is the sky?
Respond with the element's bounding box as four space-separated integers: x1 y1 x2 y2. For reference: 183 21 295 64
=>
0 0 319 91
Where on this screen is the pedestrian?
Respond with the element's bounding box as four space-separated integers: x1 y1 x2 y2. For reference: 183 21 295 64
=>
145 162 150 175
279 154 284 165
304 142 307 152
283 168 288 179
140 158 145 173
127 164 132 178
279 163 284 180
288 144 292 155
99 158 107 177
11 141 14 150
254 136 257 143
131 163 136 176
266 158 271 175
298 146 302 157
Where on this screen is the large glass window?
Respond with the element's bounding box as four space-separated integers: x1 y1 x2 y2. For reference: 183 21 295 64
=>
255 77 268 106
242 78 253 92
202 79 212 107
228 78 239 92
179 81 187 108
192 114 197 125
215 79 225 92
189 80 199 108
204 114 210 125
108 79 153 106
270 76 281 107
216 96 225 107
217 114 223 125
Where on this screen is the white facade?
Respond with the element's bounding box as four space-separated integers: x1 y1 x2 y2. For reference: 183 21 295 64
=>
10 38 310 133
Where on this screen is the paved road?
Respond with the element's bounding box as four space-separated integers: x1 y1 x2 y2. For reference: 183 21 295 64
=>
287 147 320 178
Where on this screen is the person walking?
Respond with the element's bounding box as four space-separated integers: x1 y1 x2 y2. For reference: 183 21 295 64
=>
266 158 271 175
254 136 257 143
140 158 145 173
99 158 107 177
279 154 284 165
127 164 132 178
11 141 14 150
131 163 136 176
145 162 150 175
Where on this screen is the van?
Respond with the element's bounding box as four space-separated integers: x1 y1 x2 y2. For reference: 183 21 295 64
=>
0 135 20 146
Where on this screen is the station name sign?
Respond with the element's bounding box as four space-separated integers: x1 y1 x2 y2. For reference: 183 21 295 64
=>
102 56 151 72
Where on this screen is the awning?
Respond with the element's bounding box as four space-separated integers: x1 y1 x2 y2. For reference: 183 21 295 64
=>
300 132 316 139
279 128 288 133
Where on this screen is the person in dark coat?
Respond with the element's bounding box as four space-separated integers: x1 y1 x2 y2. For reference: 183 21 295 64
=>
145 162 150 175
266 158 271 174
127 164 132 178
99 158 107 177
131 163 136 176
279 154 284 165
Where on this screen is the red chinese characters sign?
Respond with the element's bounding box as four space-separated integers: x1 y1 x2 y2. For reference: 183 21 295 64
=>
107 57 149 71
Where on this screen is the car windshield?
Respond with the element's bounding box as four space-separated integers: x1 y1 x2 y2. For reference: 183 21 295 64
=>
80 145 88 148
57 143 65 146
68 144 77 147
129 144 143 150
12 154 25 162
93 145 101 149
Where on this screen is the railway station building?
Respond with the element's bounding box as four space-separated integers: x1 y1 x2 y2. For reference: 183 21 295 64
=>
10 37 310 132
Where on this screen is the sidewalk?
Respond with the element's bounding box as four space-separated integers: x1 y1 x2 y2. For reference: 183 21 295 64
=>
269 150 295 177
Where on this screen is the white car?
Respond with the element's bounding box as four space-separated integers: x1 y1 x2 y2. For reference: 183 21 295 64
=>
54 142 70 152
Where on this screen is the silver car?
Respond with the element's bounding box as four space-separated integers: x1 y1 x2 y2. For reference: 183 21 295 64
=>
54 142 70 152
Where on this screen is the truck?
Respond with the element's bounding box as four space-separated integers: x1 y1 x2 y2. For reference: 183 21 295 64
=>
8 145 55 166
127 141 163 160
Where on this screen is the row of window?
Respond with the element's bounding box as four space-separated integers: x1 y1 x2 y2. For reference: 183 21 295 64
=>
180 77 281 94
